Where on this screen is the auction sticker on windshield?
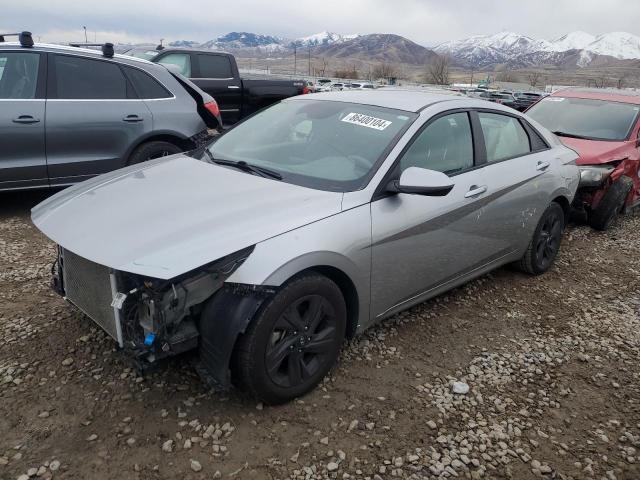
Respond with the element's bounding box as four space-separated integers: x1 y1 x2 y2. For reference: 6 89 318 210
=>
342 113 392 131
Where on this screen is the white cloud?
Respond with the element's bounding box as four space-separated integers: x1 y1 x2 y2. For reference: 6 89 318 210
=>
3 0 639 46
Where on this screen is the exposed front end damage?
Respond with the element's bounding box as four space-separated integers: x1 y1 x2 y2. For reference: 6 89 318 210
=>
52 246 259 383
572 160 635 215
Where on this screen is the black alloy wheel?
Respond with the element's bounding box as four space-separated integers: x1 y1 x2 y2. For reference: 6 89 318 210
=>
265 295 338 389
534 208 563 271
232 273 346 404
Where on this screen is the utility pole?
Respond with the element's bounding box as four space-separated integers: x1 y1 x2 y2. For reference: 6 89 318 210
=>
470 66 475 87
83 26 87 43
308 47 311 76
293 44 297 75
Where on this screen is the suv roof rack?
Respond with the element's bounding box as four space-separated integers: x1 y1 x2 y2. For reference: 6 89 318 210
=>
0 31 34 47
68 42 115 58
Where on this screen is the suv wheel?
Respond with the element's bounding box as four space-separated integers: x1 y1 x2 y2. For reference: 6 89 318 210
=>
128 141 182 165
588 176 633 231
233 273 346 404
517 202 565 275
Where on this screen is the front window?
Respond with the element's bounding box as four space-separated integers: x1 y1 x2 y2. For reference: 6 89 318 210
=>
527 96 640 141
0 52 40 99
400 112 474 175
208 99 417 191
157 53 191 77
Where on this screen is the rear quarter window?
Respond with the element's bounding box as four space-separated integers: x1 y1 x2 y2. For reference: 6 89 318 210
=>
123 66 172 99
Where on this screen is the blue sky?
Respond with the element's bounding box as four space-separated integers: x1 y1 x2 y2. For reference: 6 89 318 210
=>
3 0 638 45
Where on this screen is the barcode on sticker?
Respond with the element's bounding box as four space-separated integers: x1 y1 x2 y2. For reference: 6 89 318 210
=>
341 113 392 130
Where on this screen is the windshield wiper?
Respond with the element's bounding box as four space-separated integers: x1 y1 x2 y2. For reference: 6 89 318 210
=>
204 150 282 180
552 131 591 140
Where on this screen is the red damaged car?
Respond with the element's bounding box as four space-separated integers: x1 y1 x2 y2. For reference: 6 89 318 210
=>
527 88 640 230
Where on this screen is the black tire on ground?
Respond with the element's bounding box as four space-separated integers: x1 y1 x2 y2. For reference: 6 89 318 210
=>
232 273 346 404
516 202 565 276
127 141 182 165
588 176 633 231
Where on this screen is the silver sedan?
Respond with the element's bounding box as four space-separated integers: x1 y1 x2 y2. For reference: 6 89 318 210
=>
32 90 579 403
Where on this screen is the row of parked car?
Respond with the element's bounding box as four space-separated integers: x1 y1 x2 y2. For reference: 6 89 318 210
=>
310 79 377 92
458 87 548 112
3 32 640 404
0 32 309 191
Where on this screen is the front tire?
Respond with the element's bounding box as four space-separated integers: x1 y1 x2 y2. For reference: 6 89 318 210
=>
517 202 565 275
232 273 346 404
588 176 633 231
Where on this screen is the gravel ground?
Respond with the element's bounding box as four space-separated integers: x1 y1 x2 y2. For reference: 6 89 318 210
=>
1 190 640 480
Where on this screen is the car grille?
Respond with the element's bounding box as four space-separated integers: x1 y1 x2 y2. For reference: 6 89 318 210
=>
61 249 121 344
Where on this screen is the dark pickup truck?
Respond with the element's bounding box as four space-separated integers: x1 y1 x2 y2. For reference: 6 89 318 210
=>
123 47 309 126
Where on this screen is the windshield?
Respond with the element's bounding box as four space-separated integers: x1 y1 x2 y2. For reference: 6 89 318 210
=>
527 96 640 141
208 99 417 191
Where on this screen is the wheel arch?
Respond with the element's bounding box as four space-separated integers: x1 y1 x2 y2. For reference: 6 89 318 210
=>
124 131 194 164
551 194 571 224
293 265 360 340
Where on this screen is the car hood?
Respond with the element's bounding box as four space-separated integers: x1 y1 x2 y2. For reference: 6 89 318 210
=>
32 155 343 279
558 137 631 166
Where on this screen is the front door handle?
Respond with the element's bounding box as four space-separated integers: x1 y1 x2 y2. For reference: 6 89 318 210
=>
465 185 488 198
227 85 240 89
536 160 551 171
123 115 144 123
12 115 40 124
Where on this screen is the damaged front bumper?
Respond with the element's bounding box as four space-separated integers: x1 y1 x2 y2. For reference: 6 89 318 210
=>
52 246 256 377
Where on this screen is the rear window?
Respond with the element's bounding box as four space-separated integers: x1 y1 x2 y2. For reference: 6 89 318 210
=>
52 54 128 99
478 112 531 162
196 54 233 79
124 66 172 99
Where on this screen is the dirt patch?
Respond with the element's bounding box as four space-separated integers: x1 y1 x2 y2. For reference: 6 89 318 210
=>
1 190 639 480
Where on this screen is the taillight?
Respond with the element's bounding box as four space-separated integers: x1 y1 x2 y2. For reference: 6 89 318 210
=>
204 101 220 117
302 86 311 95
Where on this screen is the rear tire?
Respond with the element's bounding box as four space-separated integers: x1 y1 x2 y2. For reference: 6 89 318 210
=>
232 273 346 404
588 176 633 231
517 202 565 275
127 141 182 165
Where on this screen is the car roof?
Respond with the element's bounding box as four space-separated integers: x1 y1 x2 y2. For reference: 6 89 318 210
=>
291 90 462 112
151 47 232 56
552 87 640 105
0 41 157 66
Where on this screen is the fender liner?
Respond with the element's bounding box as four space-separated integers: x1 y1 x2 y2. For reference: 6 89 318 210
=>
197 284 274 388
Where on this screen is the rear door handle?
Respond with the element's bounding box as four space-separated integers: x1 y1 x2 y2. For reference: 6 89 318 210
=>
123 115 144 123
227 85 240 89
465 185 488 198
536 160 551 171
12 115 40 124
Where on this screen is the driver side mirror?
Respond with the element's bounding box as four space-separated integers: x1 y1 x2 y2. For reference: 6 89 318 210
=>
386 167 454 197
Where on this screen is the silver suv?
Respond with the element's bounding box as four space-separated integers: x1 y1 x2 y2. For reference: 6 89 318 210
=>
0 33 221 191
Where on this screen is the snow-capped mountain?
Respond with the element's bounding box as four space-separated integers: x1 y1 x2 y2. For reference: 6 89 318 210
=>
199 32 285 52
292 31 359 47
434 31 550 67
584 32 640 59
169 40 200 48
545 31 595 52
436 30 640 68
